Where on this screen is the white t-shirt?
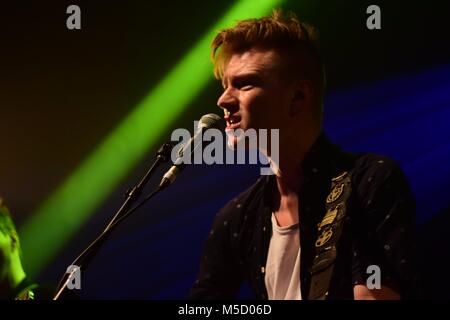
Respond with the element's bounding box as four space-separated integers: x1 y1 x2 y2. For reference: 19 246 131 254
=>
264 213 302 300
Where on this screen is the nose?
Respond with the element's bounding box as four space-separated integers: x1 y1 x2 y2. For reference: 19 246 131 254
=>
217 88 238 114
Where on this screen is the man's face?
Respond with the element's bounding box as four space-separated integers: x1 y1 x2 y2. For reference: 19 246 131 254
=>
217 49 294 148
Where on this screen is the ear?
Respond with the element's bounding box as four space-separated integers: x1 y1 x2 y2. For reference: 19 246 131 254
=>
288 81 312 117
288 89 305 117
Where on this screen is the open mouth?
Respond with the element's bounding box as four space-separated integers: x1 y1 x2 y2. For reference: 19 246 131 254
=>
226 115 242 130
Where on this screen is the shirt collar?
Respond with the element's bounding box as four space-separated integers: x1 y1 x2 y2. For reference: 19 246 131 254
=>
262 131 342 200
300 131 342 178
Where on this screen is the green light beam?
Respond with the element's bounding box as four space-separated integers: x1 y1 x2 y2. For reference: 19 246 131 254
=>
20 0 283 277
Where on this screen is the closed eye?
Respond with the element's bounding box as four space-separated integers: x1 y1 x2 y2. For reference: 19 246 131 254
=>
233 73 260 91
239 84 253 90
235 79 257 91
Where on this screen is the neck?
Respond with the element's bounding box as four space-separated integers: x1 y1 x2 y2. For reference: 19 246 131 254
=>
266 126 321 196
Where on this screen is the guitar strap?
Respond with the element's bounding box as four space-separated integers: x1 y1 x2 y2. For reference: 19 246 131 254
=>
308 170 353 300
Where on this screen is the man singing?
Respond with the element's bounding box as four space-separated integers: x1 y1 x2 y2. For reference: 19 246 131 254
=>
189 9 415 300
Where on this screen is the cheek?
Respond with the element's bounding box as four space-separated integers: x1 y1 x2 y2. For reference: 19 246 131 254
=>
244 91 286 127
241 90 271 116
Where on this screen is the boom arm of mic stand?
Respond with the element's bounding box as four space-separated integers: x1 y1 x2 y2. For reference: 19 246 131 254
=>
53 142 173 300
105 142 173 230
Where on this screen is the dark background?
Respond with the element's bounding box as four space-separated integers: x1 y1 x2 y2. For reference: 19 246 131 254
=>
1 0 449 299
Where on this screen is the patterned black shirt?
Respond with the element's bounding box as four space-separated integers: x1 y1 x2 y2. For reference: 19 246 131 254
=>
189 133 416 300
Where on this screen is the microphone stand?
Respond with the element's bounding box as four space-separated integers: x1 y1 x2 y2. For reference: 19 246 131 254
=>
53 142 174 300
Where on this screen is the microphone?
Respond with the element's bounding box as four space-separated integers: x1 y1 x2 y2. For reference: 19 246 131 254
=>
159 113 222 188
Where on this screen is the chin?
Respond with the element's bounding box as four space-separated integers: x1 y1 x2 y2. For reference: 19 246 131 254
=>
225 127 258 151
225 133 241 150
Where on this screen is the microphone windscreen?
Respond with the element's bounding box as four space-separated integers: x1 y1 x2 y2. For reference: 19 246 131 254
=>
198 113 223 130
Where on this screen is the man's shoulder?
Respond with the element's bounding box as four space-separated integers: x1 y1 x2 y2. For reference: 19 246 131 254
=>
354 153 400 171
350 152 415 217
352 153 408 185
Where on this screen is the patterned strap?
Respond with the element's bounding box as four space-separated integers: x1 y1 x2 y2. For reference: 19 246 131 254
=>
308 171 353 300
